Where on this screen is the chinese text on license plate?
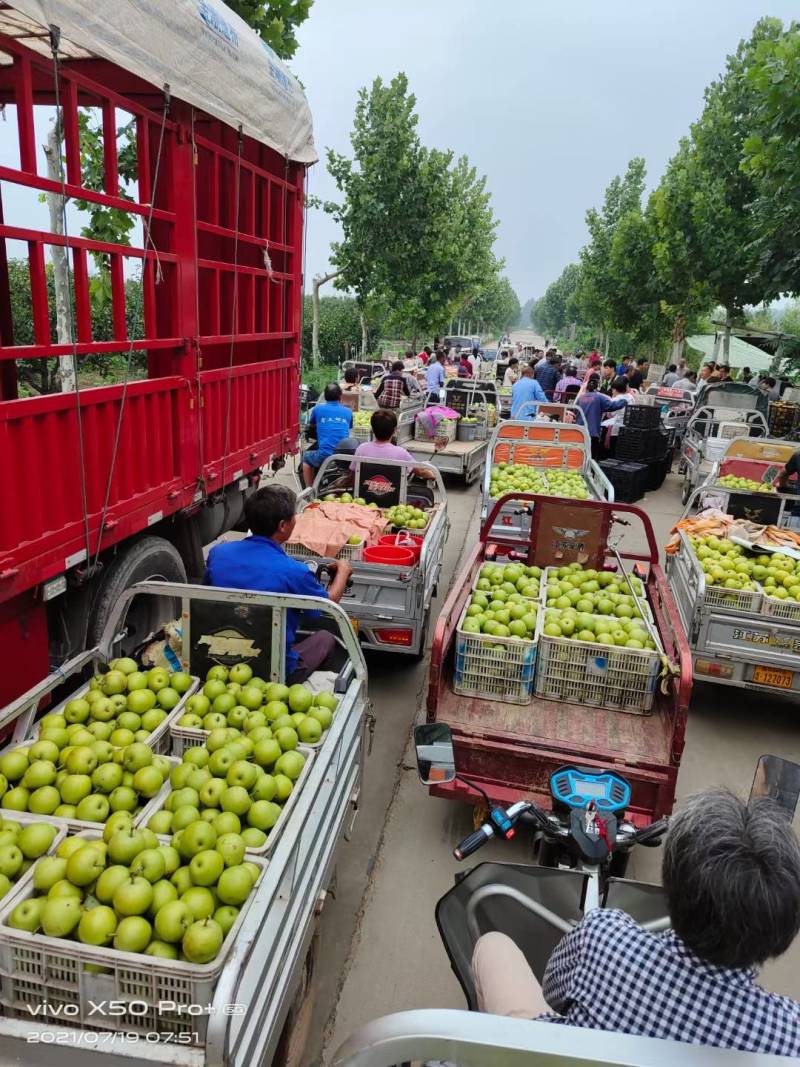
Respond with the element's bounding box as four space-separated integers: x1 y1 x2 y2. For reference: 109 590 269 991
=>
753 666 793 689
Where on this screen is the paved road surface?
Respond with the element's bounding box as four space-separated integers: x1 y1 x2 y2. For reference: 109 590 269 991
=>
304 333 800 1065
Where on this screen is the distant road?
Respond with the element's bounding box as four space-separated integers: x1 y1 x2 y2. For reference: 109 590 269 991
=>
484 328 545 349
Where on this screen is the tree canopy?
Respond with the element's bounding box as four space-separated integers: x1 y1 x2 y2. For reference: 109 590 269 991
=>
227 0 313 58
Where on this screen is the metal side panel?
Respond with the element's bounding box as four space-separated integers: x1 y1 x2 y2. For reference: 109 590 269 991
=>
342 565 419 620
696 611 800 679
664 552 698 640
421 510 448 609
218 701 364 1067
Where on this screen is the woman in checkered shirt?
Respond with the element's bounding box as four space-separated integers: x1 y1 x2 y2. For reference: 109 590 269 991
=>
473 790 800 1055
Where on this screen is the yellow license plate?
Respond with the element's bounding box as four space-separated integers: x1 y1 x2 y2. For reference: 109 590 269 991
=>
752 665 793 689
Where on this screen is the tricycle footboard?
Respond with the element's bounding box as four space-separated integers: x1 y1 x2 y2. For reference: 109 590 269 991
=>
434 733 677 825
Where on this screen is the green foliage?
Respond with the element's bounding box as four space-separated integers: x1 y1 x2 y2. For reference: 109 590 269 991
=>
324 73 500 341
740 19 800 298
226 0 313 58
456 275 519 336
531 263 581 336
301 295 363 362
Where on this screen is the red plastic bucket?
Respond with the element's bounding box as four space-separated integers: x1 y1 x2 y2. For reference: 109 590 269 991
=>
378 534 424 562
362 544 415 566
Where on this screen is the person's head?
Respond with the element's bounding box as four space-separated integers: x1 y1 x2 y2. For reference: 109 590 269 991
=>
436 350 446 363
370 409 397 442
636 357 649 370
718 364 731 377
245 484 297 541
391 360 404 373
602 359 616 378
621 355 632 366
324 382 342 402
589 354 602 367
585 373 600 393
685 370 697 383
461 352 471 363
546 351 558 364
663 790 800 969
668 364 677 374
699 363 713 380
765 376 776 389
509 357 519 368
343 368 358 385
424 346 432 356
521 365 534 378
405 349 414 361
611 375 629 396
564 363 577 378
742 366 751 377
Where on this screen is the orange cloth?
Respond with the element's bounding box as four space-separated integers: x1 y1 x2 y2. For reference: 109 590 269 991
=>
287 502 387 557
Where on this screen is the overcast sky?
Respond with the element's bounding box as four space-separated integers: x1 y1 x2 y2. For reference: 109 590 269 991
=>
293 0 798 307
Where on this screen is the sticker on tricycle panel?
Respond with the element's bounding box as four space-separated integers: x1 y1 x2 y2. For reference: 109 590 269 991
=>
751 665 794 689
730 626 800 654
708 619 800 656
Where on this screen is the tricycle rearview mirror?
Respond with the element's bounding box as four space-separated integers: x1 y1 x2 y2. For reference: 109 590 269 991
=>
749 755 800 817
414 723 456 786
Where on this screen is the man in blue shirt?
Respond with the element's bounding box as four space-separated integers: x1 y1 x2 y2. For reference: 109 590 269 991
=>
206 485 352 681
425 350 447 398
303 383 353 487
510 366 547 418
534 352 562 396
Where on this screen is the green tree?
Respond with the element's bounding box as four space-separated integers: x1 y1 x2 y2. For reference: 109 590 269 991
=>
458 275 520 336
301 294 363 362
227 0 313 58
740 19 800 299
531 263 581 337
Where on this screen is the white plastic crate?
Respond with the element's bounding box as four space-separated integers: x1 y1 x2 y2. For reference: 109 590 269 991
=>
534 612 662 714
702 584 762 615
169 706 337 756
453 607 537 705
351 423 372 442
757 587 800 623
27 676 200 756
285 538 364 562
141 747 314 857
0 836 266 1043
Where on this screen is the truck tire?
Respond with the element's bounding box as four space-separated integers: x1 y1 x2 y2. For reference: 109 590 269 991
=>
87 536 187 652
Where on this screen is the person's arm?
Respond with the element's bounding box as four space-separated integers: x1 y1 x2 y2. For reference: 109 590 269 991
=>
402 378 410 396
777 454 799 491
326 560 353 603
533 380 547 402
374 377 385 399
307 407 318 442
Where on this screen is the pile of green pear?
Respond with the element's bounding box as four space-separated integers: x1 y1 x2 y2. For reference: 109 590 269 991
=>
460 561 541 640
5 815 261 965
0 736 171 823
60 659 193 746
176 665 337 747
0 820 60 899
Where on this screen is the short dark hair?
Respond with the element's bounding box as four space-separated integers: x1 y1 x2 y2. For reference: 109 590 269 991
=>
405 349 414 359
765 376 776 387
391 360 404 372
603 359 616 369
324 382 342 402
509 357 519 367
742 366 751 373
424 346 432 355
245 484 296 537
371 409 397 441
636 357 648 367
436 350 446 361
668 364 677 372
585 373 600 392
663 791 800 968
686 370 697 381
344 368 358 384
611 375 628 393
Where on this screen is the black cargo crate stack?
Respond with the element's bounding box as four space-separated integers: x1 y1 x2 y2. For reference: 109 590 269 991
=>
622 404 662 430
599 459 649 503
616 425 668 462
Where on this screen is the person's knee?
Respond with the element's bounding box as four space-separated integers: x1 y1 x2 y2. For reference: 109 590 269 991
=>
472 931 517 976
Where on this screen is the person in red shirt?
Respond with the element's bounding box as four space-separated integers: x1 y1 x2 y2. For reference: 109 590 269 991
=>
459 353 474 377
418 345 432 365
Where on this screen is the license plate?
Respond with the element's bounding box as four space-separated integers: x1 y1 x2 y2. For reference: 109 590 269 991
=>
752 665 793 689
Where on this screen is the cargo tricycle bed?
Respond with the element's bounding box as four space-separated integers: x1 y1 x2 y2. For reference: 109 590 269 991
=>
426 494 692 826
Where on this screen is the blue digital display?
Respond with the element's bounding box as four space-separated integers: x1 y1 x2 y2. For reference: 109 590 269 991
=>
550 768 631 812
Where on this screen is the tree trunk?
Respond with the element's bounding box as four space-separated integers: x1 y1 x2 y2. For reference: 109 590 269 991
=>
359 311 368 357
722 312 732 366
43 114 76 392
311 269 341 367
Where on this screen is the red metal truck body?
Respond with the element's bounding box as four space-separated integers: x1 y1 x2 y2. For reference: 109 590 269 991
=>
426 494 693 825
0 30 305 702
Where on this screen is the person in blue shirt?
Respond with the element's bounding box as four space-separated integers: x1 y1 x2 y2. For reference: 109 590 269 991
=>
534 352 562 396
577 374 627 458
510 366 547 418
303 382 353 487
425 350 447 397
206 485 352 682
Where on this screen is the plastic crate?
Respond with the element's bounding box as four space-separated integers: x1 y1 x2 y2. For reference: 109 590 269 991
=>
702 584 762 614
598 459 647 503
616 427 668 463
756 587 800 623
623 404 661 429
285 538 364 562
32 676 200 756
534 613 662 714
351 423 372 442
142 747 314 856
453 607 537 705
0 836 267 1042
434 420 457 446
542 567 654 625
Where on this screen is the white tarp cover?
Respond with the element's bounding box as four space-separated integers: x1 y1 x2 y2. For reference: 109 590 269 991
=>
9 0 317 163
687 333 774 372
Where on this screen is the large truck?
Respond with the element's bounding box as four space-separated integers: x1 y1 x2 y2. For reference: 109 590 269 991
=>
0 0 313 706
